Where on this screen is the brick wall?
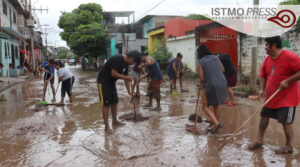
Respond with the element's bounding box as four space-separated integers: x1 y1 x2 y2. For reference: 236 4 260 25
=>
238 30 300 83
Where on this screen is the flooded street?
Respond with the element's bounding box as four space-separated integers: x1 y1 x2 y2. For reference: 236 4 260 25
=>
0 66 299 167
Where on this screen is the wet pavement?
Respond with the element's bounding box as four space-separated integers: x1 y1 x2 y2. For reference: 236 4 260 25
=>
0 66 299 167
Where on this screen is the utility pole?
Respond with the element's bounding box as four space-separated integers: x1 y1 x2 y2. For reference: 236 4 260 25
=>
29 0 36 70
250 0 259 94
45 27 48 59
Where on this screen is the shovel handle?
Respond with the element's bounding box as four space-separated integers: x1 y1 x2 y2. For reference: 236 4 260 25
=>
194 85 202 127
226 88 281 140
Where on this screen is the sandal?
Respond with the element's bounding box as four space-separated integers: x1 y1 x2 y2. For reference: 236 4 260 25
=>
208 123 223 133
226 102 237 106
275 146 293 154
248 142 263 150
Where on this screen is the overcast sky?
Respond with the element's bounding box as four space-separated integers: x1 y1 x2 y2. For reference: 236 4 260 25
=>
33 0 283 48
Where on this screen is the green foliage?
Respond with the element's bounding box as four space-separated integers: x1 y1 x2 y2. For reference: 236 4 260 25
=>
279 0 300 5
58 3 108 59
183 14 211 20
150 39 172 71
55 47 69 59
232 86 250 93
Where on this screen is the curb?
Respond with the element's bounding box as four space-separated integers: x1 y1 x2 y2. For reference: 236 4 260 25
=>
0 73 34 93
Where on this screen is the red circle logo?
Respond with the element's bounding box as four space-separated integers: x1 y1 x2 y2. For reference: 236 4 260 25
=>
267 9 296 28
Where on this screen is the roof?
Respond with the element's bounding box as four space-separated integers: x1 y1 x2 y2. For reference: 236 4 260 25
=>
137 15 179 23
0 32 9 39
148 25 165 33
103 11 134 18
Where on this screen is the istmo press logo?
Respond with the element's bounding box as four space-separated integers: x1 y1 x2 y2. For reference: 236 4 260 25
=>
211 7 296 28
206 5 300 37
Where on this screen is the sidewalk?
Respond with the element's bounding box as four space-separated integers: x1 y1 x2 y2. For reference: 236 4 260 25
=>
0 73 33 93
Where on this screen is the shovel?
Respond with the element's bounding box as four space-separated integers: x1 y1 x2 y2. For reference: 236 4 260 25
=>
186 85 203 134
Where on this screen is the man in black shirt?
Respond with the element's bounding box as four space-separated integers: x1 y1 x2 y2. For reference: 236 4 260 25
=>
215 53 237 106
97 51 141 134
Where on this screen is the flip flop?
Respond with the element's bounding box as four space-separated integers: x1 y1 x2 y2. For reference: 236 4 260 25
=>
275 146 293 154
247 142 263 150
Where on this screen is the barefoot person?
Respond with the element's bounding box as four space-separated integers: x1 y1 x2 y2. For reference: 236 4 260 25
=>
197 45 227 133
131 55 144 97
167 53 183 92
215 53 237 106
97 51 140 134
248 36 300 154
38 59 56 102
53 61 75 104
139 54 163 111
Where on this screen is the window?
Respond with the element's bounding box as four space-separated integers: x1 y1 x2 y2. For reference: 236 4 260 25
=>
2 1 7 16
11 44 14 58
15 46 19 58
5 42 9 57
13 12 17 24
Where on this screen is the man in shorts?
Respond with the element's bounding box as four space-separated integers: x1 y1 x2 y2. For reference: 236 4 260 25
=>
139 54 163 111
167 53 183 92
97 51 141 134
248 36 300 154
38 59 56 102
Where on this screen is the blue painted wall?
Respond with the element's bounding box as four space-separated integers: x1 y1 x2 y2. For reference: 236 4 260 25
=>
111 39 117 57
143 17 154 38
0 38 20 77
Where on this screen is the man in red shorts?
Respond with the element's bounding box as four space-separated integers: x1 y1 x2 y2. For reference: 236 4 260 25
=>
248 36 300 154
139 53 163 111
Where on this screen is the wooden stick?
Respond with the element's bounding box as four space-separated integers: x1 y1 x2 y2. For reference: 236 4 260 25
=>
226 88 281 140
54 82 60 97
194 86 202 128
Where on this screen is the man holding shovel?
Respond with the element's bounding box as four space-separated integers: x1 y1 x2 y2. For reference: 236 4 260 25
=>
97 51 141 134
139 54 163 111
248 36 300 154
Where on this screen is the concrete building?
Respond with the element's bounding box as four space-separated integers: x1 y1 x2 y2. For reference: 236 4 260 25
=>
0 0 40 76
0 0 26 76
166 34 197 72
165 18 213 72
137 15 178 39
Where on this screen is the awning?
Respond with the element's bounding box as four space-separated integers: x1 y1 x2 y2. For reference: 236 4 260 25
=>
20 49 32 55
1 27 28 40
0 32 9 39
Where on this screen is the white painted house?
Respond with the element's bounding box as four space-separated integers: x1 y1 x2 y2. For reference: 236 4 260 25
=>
166 34 197 72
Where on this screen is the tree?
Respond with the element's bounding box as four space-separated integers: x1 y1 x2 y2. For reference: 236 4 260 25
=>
183 14 211 20
55 47 69 59
280 0 300 5
150 39 172 71
58 3 108 59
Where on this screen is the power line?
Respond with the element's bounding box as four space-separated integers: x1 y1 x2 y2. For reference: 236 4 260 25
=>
138 0 168 20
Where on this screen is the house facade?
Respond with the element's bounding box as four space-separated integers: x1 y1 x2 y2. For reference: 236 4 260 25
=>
0 0 39 76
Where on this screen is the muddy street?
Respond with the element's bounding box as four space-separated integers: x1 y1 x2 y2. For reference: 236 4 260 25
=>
0 66 299 167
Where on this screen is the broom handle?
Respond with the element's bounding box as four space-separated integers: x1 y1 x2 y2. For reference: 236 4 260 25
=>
55 82 60 97
130 82 136 117
194 85 202 127
226 88 281 140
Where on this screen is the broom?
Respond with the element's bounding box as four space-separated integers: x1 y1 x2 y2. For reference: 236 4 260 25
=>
225 88 281 140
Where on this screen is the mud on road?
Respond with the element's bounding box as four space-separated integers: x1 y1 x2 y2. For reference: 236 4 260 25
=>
0 66 299 167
